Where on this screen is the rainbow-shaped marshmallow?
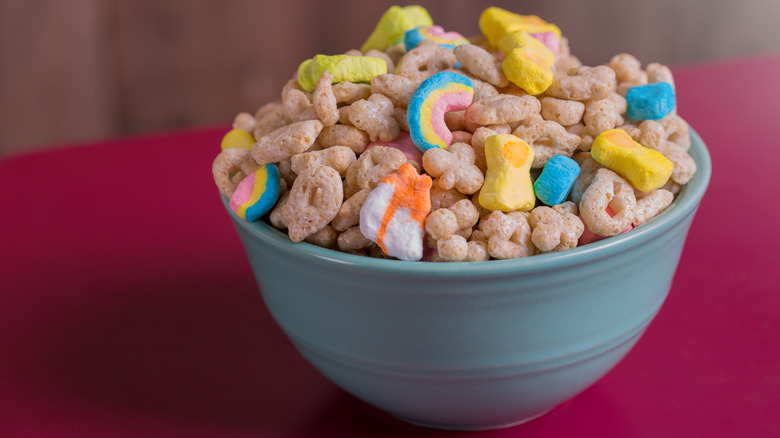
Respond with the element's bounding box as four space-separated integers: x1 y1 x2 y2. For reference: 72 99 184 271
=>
404 25 470 51
229 164 281 221
407 71 474 153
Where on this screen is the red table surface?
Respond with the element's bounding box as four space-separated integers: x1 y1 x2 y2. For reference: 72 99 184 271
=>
1 55 779 438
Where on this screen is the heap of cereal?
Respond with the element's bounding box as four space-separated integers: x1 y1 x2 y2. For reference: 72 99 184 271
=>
213 6 697 262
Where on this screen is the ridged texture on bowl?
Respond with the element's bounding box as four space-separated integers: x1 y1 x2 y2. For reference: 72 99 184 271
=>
224 130 711 430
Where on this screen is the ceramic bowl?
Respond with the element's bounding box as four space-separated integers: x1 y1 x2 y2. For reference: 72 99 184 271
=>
222 130 711 430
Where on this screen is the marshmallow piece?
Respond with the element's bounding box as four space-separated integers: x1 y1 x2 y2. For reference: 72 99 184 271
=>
529 31 560 56
229 164 281 221
360 163 432 261
498 30 555 95
591 128 673 192
626 82 676 121
404 25 470 51
408 71 474 152
220 128 256 150
479 134 536 212
297 55 387 92
533 155 581 206
361 5 433 53
479 7 561 48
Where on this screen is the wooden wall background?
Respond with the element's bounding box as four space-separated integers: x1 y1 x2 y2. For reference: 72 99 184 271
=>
1 0 778 157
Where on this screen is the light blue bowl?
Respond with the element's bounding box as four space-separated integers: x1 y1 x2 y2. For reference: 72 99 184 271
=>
223 130 710 430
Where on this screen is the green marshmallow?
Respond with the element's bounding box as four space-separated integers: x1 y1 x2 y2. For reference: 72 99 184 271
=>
360 5 433 53
297 54 388 92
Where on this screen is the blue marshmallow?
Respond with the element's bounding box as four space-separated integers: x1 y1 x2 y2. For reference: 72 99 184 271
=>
533 155 580 206
626 82 676 121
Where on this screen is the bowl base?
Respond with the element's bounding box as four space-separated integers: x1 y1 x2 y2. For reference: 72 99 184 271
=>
395 407 552 431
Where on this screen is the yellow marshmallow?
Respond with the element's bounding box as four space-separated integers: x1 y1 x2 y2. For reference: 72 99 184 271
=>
591 129 674 192
221 129 256 150
498 30 555 67
360 5 433 53
479 7 561 48
479 134 536 212
298 54 387 92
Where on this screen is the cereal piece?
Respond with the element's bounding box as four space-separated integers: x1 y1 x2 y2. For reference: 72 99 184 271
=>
430 185 467 210
661 114 690 150
553 37 581 72
348 93 400 142
570 151 603 204
444 110 469 132
318 124 370 154
304 225 338 248
331 82 372 105
540 97 585 126
229 164 281 221
565 123 593 152
360 163 432 260
608 53 648 96
434 235 469 262
282 79 318 122
655 140 697 185
528 204 584 252
338 106 353 125
425 208 459 241
646 62 675 89
365 132 422 168
297 54 387 92
470 126 500 172
371 74 417 107
393 107 409 132
344 145 407 198
422 142 485 194
480 210 534 259
478 7 561 48
529 31 560 56
451 130 473 145
633 189 674 227
533 154 581 205
290 145 356 177
498 30 555 95
453 44 510 88
546 66 617 101
512 118 581 168
232 112 257 133
312 71 339 126
405 25 470 51
268 191 289 229
465 94 540 125
584 92 627 137
253 102 290 140
364 49 396 73
337 225 374 252
396 40 458 82
479 133 535 212
212 147 260 198
579 168 637 236
250 120 323 166
221 128 256 150
332 189 370 232
590 128 673 191
578 205 633 245
361 5 433 53
626 82 676 121
407 71 474 152
281 165 343 242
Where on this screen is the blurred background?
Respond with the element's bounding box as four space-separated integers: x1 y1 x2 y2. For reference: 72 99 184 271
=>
1 0 778 157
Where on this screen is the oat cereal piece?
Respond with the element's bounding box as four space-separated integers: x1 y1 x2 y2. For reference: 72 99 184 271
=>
616 122 641 140
344 145 407 198
337 225 374 252
425 199 480 262
470 126 500 173
528 204 584 252
281 165 343 242
304 225 339 248
433 235 469 262
251 120 323 165
646 62 675 89
365 49 396 73
580 168 637 236
584 93 627 137
290 145 356 177
422 142 484 194
453 44 510 88
480 210 534 259
331 82 372 105
269 191 290 229
512 118 581 168
395 40 457 82
338 106 353 126
660 113 690 150
430 185 467 210
232 112 257 134
349 93 400 142
444 110 469 132
637 119 666 149
282 80 318 122
332 189 370 232
546 66 616 101
451 130 472 144
609 53 648 96
565 123 593 152
253 102 291 141
633 189 674 227
371 74 417 107
570 151 603 204
318 124 370 154
540 97 585 126
343 49 362 57
212 147 261 198
655 140 697 185
425 208 459 241
465 94 541 125
312 71 339 126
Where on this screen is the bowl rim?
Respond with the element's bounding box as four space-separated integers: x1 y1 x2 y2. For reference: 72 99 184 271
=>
223 128 711 277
